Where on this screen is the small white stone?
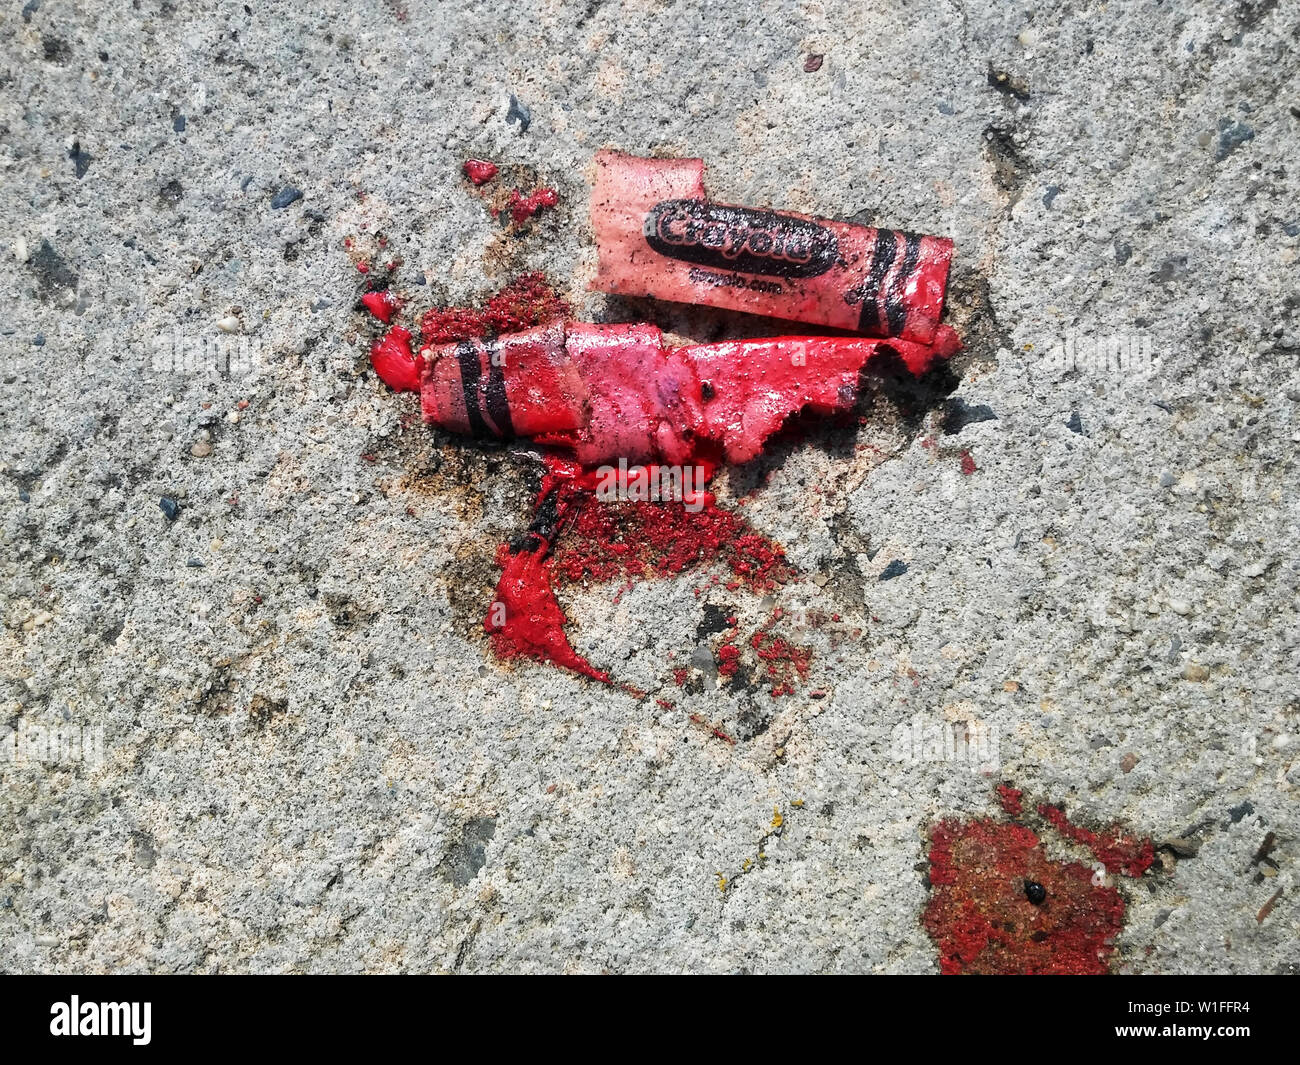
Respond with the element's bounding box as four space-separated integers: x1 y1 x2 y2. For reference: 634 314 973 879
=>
216 316 241 334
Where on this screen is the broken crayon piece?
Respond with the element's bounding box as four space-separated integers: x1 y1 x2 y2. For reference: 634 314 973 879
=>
590 150 954 343
403 319 959 466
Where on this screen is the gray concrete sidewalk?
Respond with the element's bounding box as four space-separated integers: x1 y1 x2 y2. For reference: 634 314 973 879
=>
0 1 1295 972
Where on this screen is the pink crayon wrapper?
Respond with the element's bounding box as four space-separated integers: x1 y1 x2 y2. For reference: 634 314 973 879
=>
590 150 953 344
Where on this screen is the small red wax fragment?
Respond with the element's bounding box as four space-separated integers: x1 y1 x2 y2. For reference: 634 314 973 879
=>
369 326 421 392
959 449 977 475
506 186 559 225
591 150 953 342
357 260 370 274
463 159 499 185
361 290 401 324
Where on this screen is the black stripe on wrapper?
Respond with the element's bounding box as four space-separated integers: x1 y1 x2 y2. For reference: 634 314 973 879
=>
887 232 922 337
456 340 490 436
857 228 898 335
484 340 515 438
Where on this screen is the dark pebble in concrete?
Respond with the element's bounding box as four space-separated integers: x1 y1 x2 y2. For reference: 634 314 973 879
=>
506 94 531 132
879 560 909 581
271 186 303 209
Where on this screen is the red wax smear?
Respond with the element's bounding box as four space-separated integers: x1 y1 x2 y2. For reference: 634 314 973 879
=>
923 818 1126 975
996 783 1024 817
1037 804 1155 878
420 272 570 345
506 186 559 225
361 289 402 324
370 326 421 392
357 261 370 274
959 449 977 475
463 158 499 185
486 543 610 683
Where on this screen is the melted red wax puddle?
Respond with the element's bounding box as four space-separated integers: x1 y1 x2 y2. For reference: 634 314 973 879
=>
463 158 499 185
489 544 611 683
420 272 570 345
923 788 1155 975
506 186 559 224
1037 804 1155 878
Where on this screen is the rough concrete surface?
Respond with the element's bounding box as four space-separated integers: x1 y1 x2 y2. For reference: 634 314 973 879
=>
1 1 1297 973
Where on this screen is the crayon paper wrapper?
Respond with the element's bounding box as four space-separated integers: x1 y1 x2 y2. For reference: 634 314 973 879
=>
590 150 952 344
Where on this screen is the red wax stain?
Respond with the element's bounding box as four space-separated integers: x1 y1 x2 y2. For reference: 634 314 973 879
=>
996 783 1024 817
356 260 370 275
506 186 559 225
959 449 977 475
923 818 1126 975
1037 804 1155 878
473 443 801 687
463 159 499 186
751 627 812 696
420 272 570 345
551 497 793 591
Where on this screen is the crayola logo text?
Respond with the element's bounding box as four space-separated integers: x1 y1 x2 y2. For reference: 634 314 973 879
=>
644 200 839 278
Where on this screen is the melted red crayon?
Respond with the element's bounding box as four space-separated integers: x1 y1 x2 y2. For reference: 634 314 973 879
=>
360 272 958 684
